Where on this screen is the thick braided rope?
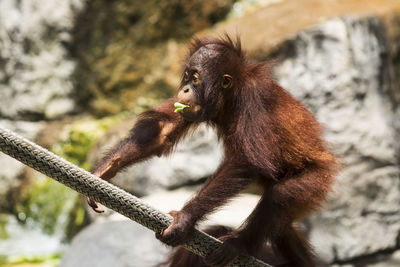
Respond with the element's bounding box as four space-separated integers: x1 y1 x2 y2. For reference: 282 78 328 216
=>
0 126 271 267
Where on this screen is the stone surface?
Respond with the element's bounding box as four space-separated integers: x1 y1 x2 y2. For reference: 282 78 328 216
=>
142 190 261 229
59 220 169 267
0 0 83 120
62 190 260 267
273 16 400 262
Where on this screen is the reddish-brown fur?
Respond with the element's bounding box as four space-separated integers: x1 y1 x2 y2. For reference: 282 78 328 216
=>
88 36 338 266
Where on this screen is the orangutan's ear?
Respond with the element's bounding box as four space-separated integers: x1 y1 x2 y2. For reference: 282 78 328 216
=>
221 74 233 89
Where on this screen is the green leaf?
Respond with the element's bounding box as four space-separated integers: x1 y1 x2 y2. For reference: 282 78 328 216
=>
174 102 190 113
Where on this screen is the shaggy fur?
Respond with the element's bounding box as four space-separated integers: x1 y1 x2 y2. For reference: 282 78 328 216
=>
89 36 338 267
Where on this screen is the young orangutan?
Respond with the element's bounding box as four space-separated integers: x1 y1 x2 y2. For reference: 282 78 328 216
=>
87 36 338 267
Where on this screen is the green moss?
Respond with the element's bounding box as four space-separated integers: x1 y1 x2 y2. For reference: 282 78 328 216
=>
0 253 60 266
0 214 9 239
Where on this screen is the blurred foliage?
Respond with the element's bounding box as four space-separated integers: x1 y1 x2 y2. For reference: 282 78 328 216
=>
15 175 83 240
71 0 235 116
52 114 128 169
15 114 127 241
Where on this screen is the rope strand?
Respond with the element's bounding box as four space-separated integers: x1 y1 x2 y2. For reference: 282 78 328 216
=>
0 125 270 267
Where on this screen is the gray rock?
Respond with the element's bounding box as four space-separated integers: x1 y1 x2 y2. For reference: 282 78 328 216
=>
0 0 84 120
59 220 170 267
273 16 400 262
141 189 261 229
62 190 261 267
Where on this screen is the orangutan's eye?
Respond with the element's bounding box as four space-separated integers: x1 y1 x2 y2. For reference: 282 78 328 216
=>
192 72 200 86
